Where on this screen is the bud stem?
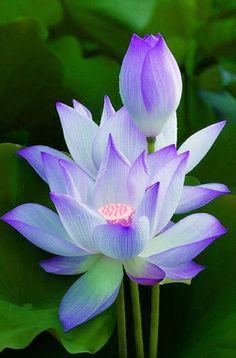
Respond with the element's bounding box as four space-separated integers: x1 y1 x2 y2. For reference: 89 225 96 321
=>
147 136 160 358
147 137 156 153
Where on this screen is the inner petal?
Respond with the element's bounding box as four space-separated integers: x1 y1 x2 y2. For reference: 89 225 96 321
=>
98 203 135 226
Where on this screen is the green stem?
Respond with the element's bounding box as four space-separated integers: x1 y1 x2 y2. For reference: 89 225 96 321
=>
116 281 127 358
147 137 156 153
147 136 160 358
130 280 144 358
149 284 160 358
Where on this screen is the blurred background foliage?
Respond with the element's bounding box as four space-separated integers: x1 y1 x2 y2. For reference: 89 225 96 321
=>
0 0 236 357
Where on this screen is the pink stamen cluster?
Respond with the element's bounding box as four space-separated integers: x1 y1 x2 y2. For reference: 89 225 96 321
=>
99 203 135 226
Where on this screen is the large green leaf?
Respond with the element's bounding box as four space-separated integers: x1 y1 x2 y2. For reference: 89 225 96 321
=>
0 21 75 147
0 0 63 29
62 0 157 58
0 143 115 353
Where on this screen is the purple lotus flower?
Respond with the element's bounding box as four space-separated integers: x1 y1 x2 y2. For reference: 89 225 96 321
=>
119 33 182 137
2 134 227 331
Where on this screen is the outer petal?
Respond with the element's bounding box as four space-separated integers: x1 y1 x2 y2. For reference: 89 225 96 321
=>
93 135 131 208
161 261 204 280
147 144 177 186
124 256 165 285
50 193 105 251
136 182 160 237
141 35 182 136
141 213 227 258
41 152 67 193
153 152 189 234
91 217 149 260
178 121 226 173
1 204 84 256
40 254 100 275
175 183 230 214
17 145 72 182
92 107 146 169
59 159 94 204
100 95 116 126
119 34 151 126
127 151 149 207
72 99 92 119
56 102 98 178
59 256 123 331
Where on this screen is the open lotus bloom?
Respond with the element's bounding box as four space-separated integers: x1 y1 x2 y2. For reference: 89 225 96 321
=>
2 133 227 331
1 33 229 333
119 33 182 137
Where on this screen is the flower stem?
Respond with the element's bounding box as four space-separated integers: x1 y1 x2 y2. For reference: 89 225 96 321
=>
149 284 160 358
147 137 156 153
116 281 127 358
130 280 144 358
147 136 160 358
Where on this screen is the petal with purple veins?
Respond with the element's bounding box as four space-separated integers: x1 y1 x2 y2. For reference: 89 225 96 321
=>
91 217 149 260
72 99 92 119
40 254 100 275
100 95 116 126
160 261 204 280
124 256 165 285
50 193 104 251
1 204 85 256
56 102 98 178
92 107 146 169
17 145 72 182
93 135 131 208
59 256 123 331
141 213 227 258
127 151 149 207
175 183 230 214
178 121 226 173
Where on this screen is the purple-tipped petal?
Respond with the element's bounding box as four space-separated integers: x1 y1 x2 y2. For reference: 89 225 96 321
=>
50 193 104 251
142 213 227 258
124 256 165 285
72 99 92 119
59 257 123 331
175 183 230 214
100 95 116 126
147 144 177 186
93 135 131 208
140 35 182 136
59 159 94 204
161 261 204 280
41 152 68 194
119 34 151 128
153 152 189 234
17 145 72 182
92 107 146 169
56 102 98 178
1 204 85 256
40 254 100 275
178 121 226 173
136 183 160 237
127 151 149 207
91 217 149 260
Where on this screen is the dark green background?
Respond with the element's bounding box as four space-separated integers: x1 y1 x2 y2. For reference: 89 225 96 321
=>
0 0 236 357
